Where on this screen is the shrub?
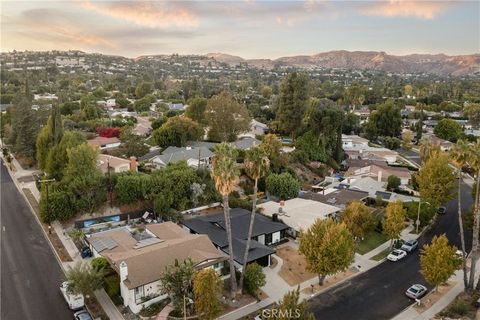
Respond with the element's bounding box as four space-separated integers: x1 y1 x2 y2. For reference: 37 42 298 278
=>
91 257 109 272
244 263 266 297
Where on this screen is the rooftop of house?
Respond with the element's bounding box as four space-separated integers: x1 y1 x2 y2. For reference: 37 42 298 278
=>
257 198 340 232
153 146 213 166
87 222 224 289
345 160 411 180
182 208 288 264
97 154 131 173
87 136 121 147
301 189 369 207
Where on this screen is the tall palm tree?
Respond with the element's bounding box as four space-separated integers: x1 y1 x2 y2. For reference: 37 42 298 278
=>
239 146 270 292
450 139 470 289
468 139 480 290
211 142 239 298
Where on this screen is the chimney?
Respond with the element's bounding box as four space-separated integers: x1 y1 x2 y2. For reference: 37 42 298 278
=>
130 156 137 172
119 261 129 307
378 170 382 182
272 213 278 222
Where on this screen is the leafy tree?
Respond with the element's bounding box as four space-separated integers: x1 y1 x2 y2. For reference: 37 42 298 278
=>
244 263 266 297
402 130 413 151
39 188 75 223
160 259 195 316
91 257 109 272
405 201 436 228
465 103 480 128
185 97 207 125
266 173 300 200
119 127 149 158
115 172 151 204
299 218 354 285
134 95 156 112
36 105 63 169
343 112 361 135
386 175 401 191
366 101 402 138
206 91 251 142
261 85 273 99
341 201 375 240
295 131 327 162
153 116 202 148
383 136 401 150
211 143 239 298
45 131 86 180
275 72 309 137
151 116 166 130
420 235 461 291
135 81 153 99
240 147 270 291
261 134 286 172
192 268 223 320
382 200 405 250
434 118 463 142
268 287 315 320
9 97 39 161
65 262 105 297
417 151 456 208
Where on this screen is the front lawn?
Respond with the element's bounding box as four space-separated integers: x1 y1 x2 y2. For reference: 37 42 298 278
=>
356 231 387 255
371 248 390 261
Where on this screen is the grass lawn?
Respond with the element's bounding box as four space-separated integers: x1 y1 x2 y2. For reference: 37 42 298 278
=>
356 231 388 255
371 248 391 261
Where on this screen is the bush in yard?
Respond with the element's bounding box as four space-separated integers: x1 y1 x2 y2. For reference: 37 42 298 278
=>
39 189 75 223
265 172 300 200
244 263 266 297
386 175 401 191
96 127 120 138
114 172 152 204
91 257 109 272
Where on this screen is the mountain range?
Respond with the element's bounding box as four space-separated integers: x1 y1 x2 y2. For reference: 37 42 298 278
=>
206 51 479 76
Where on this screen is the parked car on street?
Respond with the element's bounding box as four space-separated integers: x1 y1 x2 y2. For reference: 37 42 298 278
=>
405 284 428 299
60 281 84 310
387 249 407 262
401 239 418 253
74 309 93 320
437 206 447 215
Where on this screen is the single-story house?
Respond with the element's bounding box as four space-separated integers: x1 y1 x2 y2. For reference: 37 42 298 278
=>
345 159 411 186
87 222 225 314
342 134 369 149
182 208 288 268
148 146 213 169
168 103 185 111
430 136 453 151
257 198 340 236
347 176 417 203
97 154 137 174
342 135 398 164
87 137 121 150
301 189 369 210
133 117 152 136
240 119 268 138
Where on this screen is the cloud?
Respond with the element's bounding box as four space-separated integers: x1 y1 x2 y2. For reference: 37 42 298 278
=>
80 1 199 28
362 0 452 20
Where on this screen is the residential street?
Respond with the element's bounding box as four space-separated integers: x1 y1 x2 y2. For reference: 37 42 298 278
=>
309 163 474 319
0 161 73 320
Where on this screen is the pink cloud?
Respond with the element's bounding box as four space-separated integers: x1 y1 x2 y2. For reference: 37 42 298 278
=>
362 0 453 20
81 1 199 28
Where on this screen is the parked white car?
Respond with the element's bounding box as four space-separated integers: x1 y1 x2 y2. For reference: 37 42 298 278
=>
387 249 407 262
60 281 84 310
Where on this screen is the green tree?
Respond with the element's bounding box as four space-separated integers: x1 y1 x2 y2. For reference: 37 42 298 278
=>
192 268 223 320
135 81 153 99
160 259 195 316
341 201 376 240
417 151 456 208
420 235 461 291
244 263 266 297
265 173 300 200
36 105 63 169
206 91 251 142
366 101 402 138
211 143 239 298
45 131 86 180
465 103 480 128
382 200 405 250
402 130 413 151
261 134 286 172
91 257 109 272
39 188 75 223
185 97 207 125
299 218 355 285
386 175 401 191
119 127 149 158
450 139 470 288
153 116 202 148
240 147 270 291
434 118 463 142
268 287 315 320
10 97 39 161
115 172 151 204
275 72 309 138
65 262 105 297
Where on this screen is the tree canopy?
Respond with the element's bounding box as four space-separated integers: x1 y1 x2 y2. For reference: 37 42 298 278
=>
434 118 464 142
265 172 300 200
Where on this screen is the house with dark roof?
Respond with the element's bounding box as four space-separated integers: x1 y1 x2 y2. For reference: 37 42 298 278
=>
301 189 369 210
140 146 213 169
182 208 289 268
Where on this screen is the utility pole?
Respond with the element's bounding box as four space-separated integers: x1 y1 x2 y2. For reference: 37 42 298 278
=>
40 178 55 219
107 157 113 208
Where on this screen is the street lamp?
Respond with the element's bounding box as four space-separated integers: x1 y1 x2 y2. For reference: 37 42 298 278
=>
416 200 430 233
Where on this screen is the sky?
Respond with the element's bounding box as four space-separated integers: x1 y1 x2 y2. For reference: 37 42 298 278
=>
1 0 479 58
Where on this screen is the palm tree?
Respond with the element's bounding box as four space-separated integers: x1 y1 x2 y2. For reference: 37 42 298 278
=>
450 139 470 289
211 142 239 298
467 139 480 290
239 146 270 292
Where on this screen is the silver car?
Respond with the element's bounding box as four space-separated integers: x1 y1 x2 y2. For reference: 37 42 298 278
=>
405 284 427 299
401 239 418 253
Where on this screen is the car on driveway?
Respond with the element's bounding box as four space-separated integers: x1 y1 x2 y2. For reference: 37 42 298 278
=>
387 249 407 262
405 284 428 299
74 309 93 320
401 239 418 253
437 206 447 215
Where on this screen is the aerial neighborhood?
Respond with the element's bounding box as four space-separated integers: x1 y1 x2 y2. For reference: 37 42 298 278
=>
0 51 480 320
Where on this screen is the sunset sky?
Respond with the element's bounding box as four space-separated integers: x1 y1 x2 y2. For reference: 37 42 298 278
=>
1 0 479 58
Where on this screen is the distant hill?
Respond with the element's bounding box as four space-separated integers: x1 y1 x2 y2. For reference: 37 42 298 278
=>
206 50 480 76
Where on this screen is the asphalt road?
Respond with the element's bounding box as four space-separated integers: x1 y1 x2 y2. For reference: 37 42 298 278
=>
1 161 73 320
309 153 474 320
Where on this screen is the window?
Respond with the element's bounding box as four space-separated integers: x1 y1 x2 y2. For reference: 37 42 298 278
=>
265 233 272 245
134 286 144 304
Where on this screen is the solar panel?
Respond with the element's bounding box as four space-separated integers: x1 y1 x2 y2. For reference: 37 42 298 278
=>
91 237 118 253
